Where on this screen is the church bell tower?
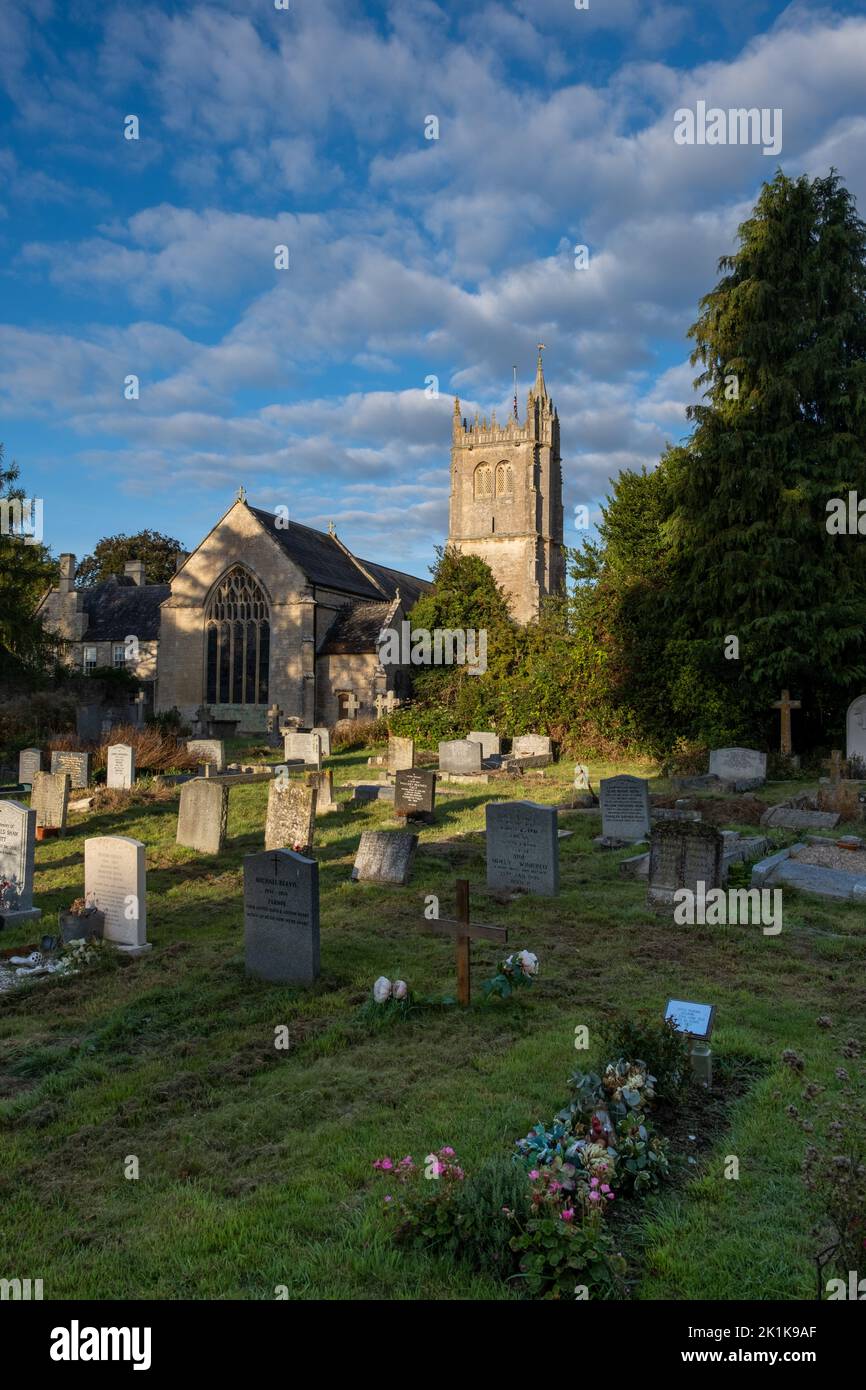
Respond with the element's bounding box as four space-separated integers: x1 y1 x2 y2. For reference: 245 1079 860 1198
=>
446 347 565 623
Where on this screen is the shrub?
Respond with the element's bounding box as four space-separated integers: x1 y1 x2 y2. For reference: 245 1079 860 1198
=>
49 725 200 775
598 1013 691 1101
332 717 385 752
452 1155 531 1278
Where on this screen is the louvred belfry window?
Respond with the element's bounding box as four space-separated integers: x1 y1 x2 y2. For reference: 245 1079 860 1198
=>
205 567 270 704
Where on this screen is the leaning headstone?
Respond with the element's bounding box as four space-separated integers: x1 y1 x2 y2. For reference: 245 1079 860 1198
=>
846 694 866 765
84 835 149 953
438 739 482 775
265 781 317 853
647 822 724 913
185 739 226 772
306 769 338 813
387 735 415 775
176 779 229 854
512 735 552 759
468 731 500 758
50 750 91 789
0 801 41 925
486 800 559 897
394 768 436 821
31 771 70 832
352 830 417 885
759 806 840 830
311 727 331 758
106 743 135 790
283 731 322 768
18 748 42 786
244 849 319 984
599 775 651 845
708 748 767 788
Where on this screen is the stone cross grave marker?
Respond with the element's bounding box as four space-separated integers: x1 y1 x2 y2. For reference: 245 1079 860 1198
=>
394 768 436 821
18 748 42 786
387 735 415 775
305 769 338 813
343 692 361 719
599 774 651 842
438 739 482 775
84 835 149 953
266 703 282 734
486 800 559 896
176 779 229 854
244 848 320 985
0 800 41 925
374 691 400 719
420 878 507 1007
352 830 418 885
647 822 724 913
50 750 91 789
311 727 331 758
32 771 70 833
266 780 317 852
771 689 801 757
106 743 136 790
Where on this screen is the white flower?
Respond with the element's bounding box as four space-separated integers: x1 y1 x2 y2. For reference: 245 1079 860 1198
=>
392 980 408 1000
518 951 539 977
373 976 392 1003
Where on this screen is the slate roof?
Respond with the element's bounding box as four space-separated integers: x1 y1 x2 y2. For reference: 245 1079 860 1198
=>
80 575 170 641
319 600 393 655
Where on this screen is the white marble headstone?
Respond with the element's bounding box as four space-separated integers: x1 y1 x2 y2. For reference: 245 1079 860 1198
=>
106 743 136 790
84 835 148 951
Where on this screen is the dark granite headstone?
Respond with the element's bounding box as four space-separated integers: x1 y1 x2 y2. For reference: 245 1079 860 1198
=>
394 768 436 819
352 830 417 884
647 822 724 912
486 800 559 896
244 849 319 984
50 750 91 789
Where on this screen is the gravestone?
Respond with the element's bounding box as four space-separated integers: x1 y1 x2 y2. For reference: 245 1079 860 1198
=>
511 735 552 759
352 831 418 885
244 849 319 984
846 694 866 765
306 769 338 813
311 727 331 758
468 731 500 758
353 784 395 804
283 731 322 768
32 771 70 831
185 739 226 772
176 779 229 854
106 743 135 790
394 768 436 820
387 735 415 775
708 747 767 787
0 800 40 925
599 775 651 843
18 748 42 786
759 806 840 830
265 781 317 853
438 739 482 775
50 750 91 789
84 835 148 952
486 800 559 897
647 822 724 913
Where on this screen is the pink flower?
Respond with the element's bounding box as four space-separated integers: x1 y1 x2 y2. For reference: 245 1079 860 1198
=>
560 1208 575 1222
380 1158 393 1171
384 1195 393 1203
441 1146 455 1157
590 1177 599 1188
400 1156 413 1167
549 1180 561 1193
589 1191 600 1202
600 1184 611 1194
529 1169 540 1181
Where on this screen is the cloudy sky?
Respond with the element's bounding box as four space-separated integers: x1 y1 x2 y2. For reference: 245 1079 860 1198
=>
1 0 865 579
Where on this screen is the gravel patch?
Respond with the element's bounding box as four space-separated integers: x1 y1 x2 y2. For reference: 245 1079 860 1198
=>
792 844 866 874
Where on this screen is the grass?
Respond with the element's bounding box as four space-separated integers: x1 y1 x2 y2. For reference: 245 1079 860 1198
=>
0 749 863 1299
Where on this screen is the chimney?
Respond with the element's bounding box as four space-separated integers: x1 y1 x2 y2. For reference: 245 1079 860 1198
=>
58 553 76 594
124 560 146 587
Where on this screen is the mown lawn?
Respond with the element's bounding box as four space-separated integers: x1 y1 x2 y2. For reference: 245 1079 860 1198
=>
0 750 862 1299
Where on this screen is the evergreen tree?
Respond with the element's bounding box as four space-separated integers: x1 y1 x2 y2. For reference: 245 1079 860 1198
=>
0 445 58 683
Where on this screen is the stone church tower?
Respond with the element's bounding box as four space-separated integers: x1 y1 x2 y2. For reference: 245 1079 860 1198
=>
447 348 565 623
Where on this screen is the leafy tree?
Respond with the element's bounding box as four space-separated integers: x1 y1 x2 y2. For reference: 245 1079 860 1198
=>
0 444 59 683
76 530 186 587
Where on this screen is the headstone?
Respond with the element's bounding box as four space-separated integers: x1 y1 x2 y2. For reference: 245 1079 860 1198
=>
438 739 482 775
31 771 70 831
468 731 500 758
647 822 724 913
18 748 42 786
106 743 135 790
846 694 866 764
176 779 229 854
306 769 338 813
708 748 767 786
50 750 91 789
599 775 651 843
353 784 395 804
394 768 436 820
311 727 331 758
387 735 415 775
265 781 317 853
0 800 40 924
244 849 320 984
283 731 322 768
511 735 552 759
486 800 559 897
185 739 226 772
759 806 840 830
84 835 148 952
352 831 417 885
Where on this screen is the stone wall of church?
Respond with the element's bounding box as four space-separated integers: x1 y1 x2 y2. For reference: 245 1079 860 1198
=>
316 653 382 726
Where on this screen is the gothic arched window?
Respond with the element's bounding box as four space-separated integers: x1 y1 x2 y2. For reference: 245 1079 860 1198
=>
205 566 270 705
474 463 493 500
495 462 514 497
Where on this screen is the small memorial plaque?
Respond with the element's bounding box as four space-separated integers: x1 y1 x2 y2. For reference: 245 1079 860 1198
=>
664 999 715 1041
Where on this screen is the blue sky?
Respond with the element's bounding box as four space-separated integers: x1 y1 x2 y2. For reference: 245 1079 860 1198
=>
2 0 865 580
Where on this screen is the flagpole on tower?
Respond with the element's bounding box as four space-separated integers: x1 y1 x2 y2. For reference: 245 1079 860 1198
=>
513 364 518 421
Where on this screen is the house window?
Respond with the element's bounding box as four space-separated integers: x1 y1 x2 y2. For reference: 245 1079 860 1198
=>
113 643 127 669
205 566 270 705
83 646 97 674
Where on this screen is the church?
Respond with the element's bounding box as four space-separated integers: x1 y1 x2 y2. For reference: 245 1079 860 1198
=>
39 353 565 729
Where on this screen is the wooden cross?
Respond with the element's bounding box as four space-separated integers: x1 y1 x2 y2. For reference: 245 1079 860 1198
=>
771 688 801 756
420 879 507 1007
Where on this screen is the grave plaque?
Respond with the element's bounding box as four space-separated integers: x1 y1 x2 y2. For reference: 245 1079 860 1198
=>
438 739 482 775
486 800 559 897
0 800 40 924
244 849 319 984
387 735 415 775
185 739 226 772
394 768 436 819
176 779 229 854
846 694 866 764
647 822 724 912
50 750 91 789
265 781 317 853
708 748 766 784
84 835 148 951
664 998 715 1040
600 775 651 842
18 748 42 785
283 731 322 767
352 831 418 885
32 771 70 830
468 731 500 759
311 727 331 758
106 743 136 790
511 735 552 759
